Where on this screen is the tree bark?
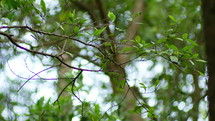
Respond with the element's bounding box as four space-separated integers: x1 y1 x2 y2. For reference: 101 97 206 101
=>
202 0 215 120
106 0 145 120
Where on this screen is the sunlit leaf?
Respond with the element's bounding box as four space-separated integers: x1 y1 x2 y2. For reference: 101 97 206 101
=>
181 45 194 52
170 56 178 62
168 15 176 22
182 33 188 39
108 11 116 22
196 59 207 63
103 42 112 46
192 54 199 58
189 60 195 65
197 70 205 76
156 38 167 44
186 39 198 46
139 83 147 91
135 36 141 43
40 0 46 15
68 12 75 22
170 44 178 52
56 22 64 31
132 12 142 19
93 27 106 36
73 26 79 34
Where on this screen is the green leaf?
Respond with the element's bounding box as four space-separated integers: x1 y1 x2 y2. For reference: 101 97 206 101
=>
33 6 41 14
65 52 73 57
40 0 46 15
181 45 194 52
59 11 69 21
175 38 183 41
139 83 146 91
182 33 188 39
122 47 132 52
93 27 106 36
157 38 167 44
197 70 205 76
167 29 174 33
73 26 79 34
196 59 207 63
56 22 64 30
170 56 178 62
170 44 178 52
116 27 125 32
79 19 87 24
108 11 116 22
166 49 174 55
68 12 75 22
168 15 176 22
103 42 112 46
132 12 142 19
186 39 198 46
135 36 141 43
183 53 192 59
189 60 195 65
192 54 199 58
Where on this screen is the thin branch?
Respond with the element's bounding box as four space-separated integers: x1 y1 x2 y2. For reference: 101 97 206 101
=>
17 65 57 92
0 26 119 71
0 30 103 72
53 70 83 104
7 60 74 80
99 86 130 120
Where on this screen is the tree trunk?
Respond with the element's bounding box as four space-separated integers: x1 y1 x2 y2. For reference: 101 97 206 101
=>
202 0 215 120
56 54 74 118
106 0 145 120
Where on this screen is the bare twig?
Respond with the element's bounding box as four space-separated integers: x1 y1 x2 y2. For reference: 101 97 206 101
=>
53 70 83 104
17 65 57 92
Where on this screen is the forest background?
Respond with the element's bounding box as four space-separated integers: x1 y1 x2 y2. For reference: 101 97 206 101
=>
0 0 213 121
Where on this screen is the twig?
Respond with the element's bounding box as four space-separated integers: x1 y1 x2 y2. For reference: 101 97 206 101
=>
17 66 56 92
53 70 83 105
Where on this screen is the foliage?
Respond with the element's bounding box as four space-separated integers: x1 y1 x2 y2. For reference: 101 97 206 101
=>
0 0 206 121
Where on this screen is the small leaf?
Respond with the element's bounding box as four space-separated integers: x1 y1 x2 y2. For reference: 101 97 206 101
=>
175 38 183 41
103 42 112 46
132 12 142 19
192 54 199 58
183 54 192 59
33 7 42 14
73 26 79 34
181 45 194 52
170 56 178 62
122 47 132 52
66 52 73 57
167 29 174 33
79 19 87 24
182 33 188 39
196 59 207 63
168 15 176 22
93 27 106 36
116 27 125 32
139 83 146 91
56 22 64 30
141 40 146 45
197 70 205 76
40 0 46 15
189 60 195 65
170 44 178 52
59 11 69 21
68 12 75 22
186 39 198 46
108 11 116 22
156 38 167 44
135 36 141 43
